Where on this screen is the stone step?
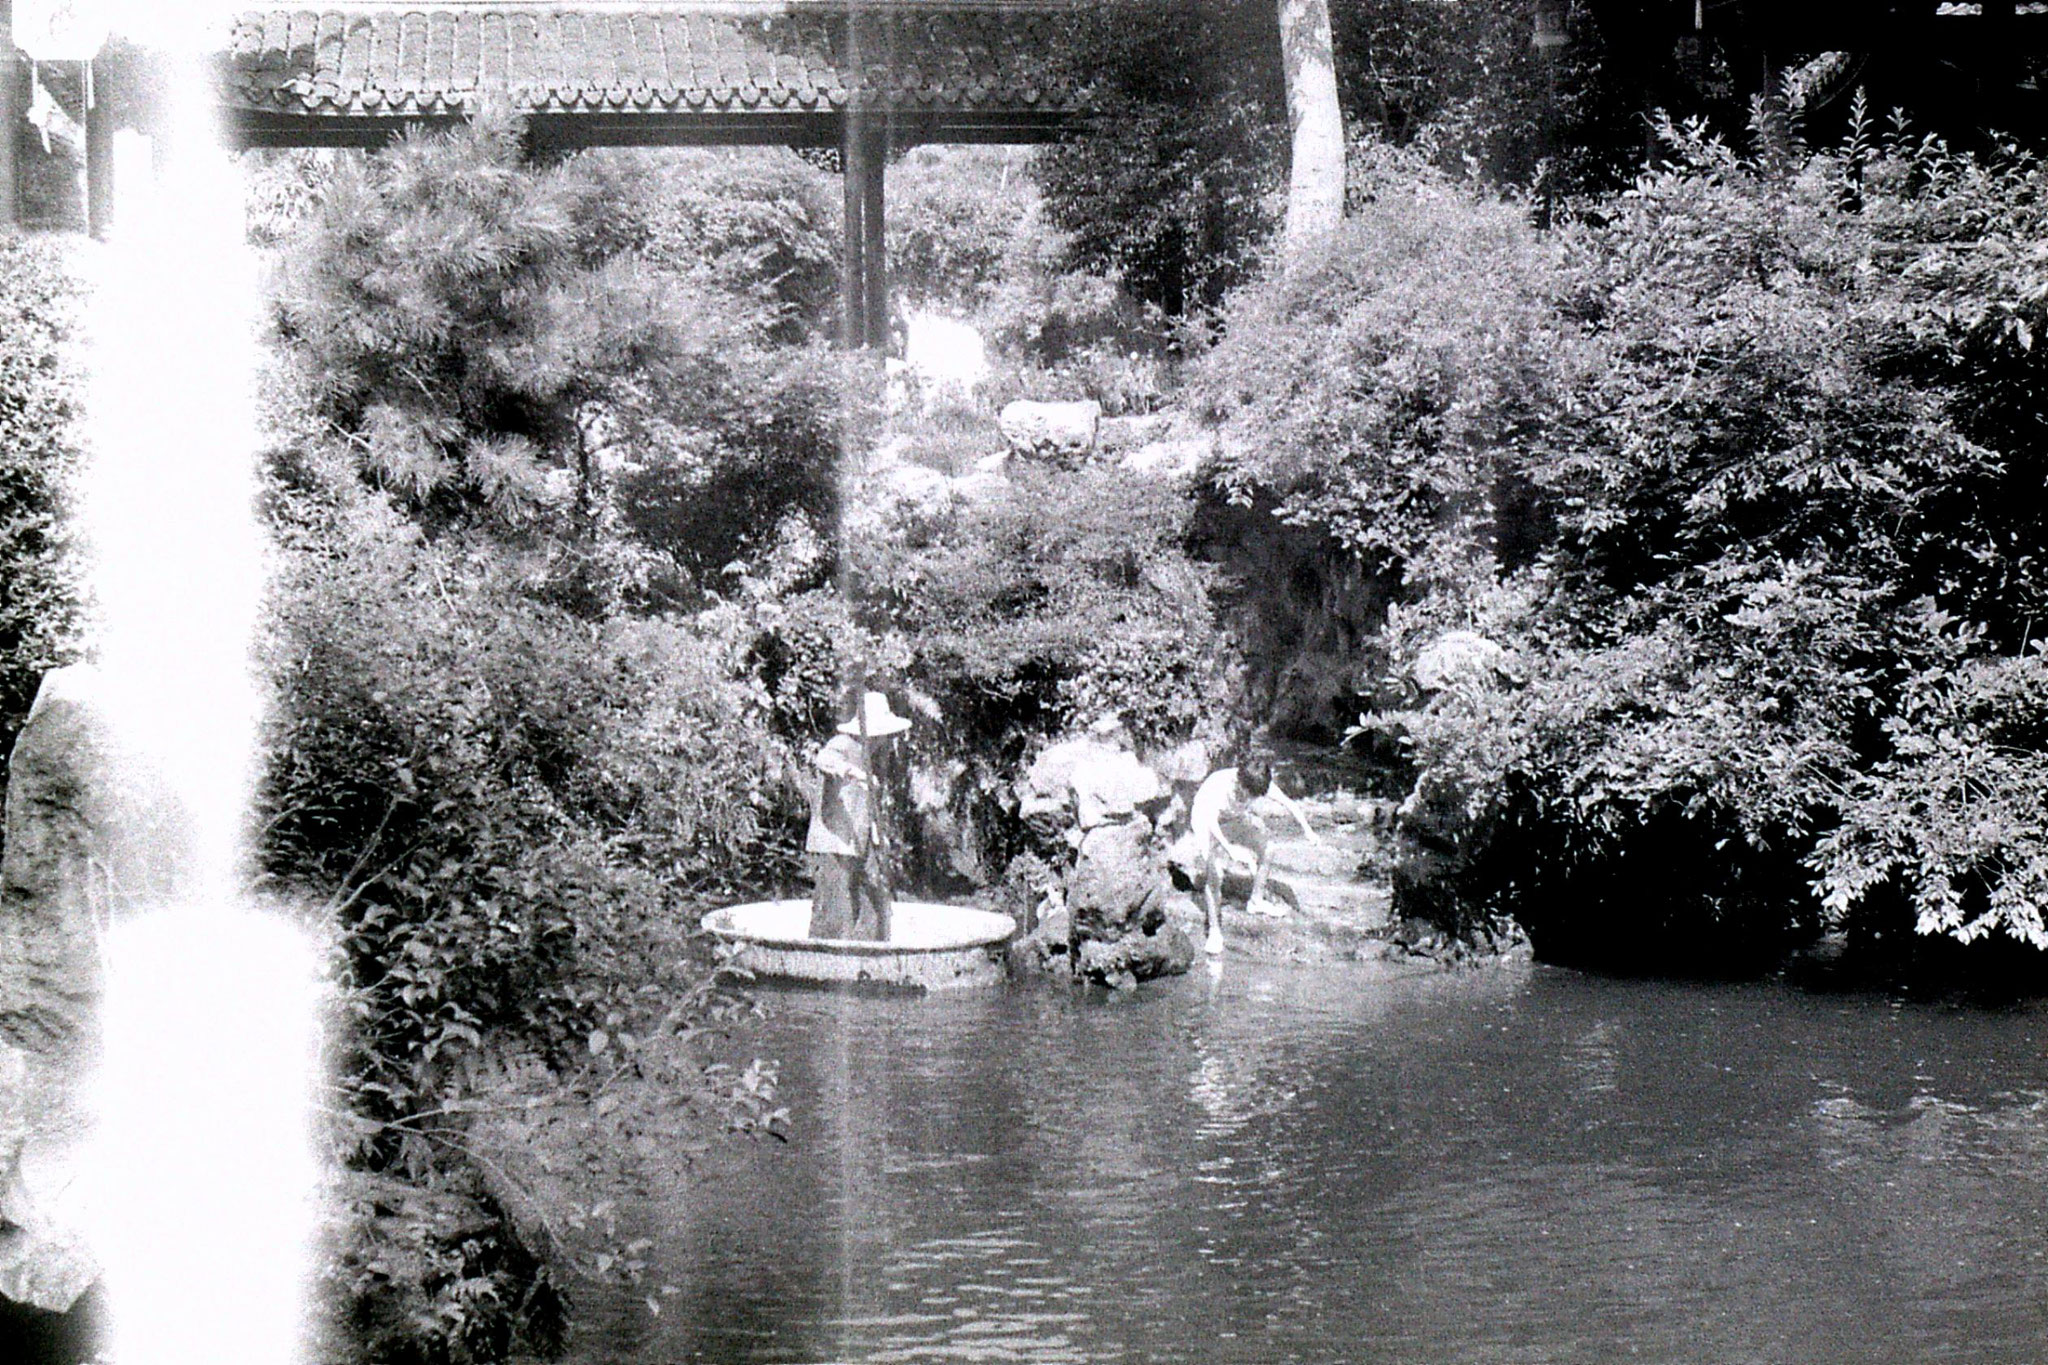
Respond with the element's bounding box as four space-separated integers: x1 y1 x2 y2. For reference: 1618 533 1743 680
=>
1265 837 1364 881
1274 873 1392 930
1164 892 1393 965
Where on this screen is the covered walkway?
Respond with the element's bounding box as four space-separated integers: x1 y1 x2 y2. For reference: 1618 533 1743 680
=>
2 0 1101 347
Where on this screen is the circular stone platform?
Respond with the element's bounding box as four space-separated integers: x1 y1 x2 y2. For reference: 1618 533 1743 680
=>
702 900 1016 991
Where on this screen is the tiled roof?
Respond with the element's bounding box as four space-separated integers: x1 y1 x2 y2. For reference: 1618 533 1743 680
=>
223 4 1093 122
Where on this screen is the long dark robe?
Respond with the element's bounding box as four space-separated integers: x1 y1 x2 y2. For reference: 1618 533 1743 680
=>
805 734 893 941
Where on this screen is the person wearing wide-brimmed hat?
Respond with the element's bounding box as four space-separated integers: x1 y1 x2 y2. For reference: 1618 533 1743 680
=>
805 690 911 941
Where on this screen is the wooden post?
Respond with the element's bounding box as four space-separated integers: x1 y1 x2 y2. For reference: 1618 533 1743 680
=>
1531 0 1567 228
840 114 868 349
841 116 891 351
860 129 887 350
85 57 112 240
0 2 17 231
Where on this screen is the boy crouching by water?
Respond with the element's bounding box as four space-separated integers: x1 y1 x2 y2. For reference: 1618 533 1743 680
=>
1189 758 1321 956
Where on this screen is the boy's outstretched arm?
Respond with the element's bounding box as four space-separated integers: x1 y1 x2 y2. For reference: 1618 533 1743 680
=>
1272 786 1323 845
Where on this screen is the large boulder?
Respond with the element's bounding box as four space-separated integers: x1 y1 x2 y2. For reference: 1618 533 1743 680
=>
875 462 954 521
0 667 174 1318
1069 749 1164 831
1067 816 1164 945
0 1042 95 1312
1074 926 1195 992
1065 815 1191 991
999 400 1100 460
1015 736 1117 837
1016 737 1169 837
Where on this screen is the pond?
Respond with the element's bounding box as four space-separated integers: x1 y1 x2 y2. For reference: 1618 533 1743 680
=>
569 960 2048 1364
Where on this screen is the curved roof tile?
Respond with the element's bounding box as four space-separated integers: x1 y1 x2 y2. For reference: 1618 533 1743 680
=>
223 4 1092 121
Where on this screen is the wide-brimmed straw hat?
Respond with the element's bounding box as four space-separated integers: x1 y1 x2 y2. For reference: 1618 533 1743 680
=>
837 690 912 738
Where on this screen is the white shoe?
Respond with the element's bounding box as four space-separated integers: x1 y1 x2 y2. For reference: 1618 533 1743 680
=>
1204 928 1225 956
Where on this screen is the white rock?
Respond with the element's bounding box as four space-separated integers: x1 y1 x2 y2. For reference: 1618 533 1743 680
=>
1412 630 1508 693
876 463 954 519
1000 400 1101 459
1069 750 1165 830
864 434 912 473
949 470 1012 506
1120 435 1212 481
1152 738 1213 786
1020 738 1111 812
0 1043 96 1313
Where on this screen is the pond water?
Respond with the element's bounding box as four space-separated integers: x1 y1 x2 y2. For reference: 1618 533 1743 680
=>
574 960 2048 1364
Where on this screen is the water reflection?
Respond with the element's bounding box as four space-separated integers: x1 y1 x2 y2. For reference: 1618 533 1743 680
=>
574 966 2048 1364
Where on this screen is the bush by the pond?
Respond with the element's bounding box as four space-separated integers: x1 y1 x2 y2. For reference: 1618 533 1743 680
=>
258 459 807 1360
1210 114 2048 971
0 236 84 784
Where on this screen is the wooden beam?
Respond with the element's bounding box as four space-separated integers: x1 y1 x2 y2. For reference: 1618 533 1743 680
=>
226 108 1074 152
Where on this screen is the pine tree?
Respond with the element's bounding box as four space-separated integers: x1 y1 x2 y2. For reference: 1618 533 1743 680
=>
273 113 693 535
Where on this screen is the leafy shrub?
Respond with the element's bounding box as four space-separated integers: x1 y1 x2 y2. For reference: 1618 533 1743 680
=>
888 145 1171 416
887 146 1043 313
251 113 847 1363
828 457 1231 882
578 148 841 342
0 235 83 774
848 460 1229 752
604 339 846 603
1194 159 1568 576
258 472 802 1129
269 118 848 615
1184 159 1561 738
323 1174 565 1365
272 115 705 539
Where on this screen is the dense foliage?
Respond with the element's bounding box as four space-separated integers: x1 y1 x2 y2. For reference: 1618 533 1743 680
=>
580 148 842 343
887 145 1173 419
1039 3 1285 317
834 454 1233 888
270 118 844 611
0 236 83 773
255 122 839 1360
850 462 1228 749
1204 110 2048 971
1035 0 1653 321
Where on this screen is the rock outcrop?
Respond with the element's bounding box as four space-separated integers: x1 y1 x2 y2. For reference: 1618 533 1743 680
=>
1067 817 1163 942
1119 435 1212 482
0 1043 95 1313
999 400 1100 460
4 668 131 1056
1016 735 1188 989
0 665 187 1318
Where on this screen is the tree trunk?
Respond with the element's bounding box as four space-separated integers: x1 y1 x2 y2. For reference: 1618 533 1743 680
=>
1277 0 1344 254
